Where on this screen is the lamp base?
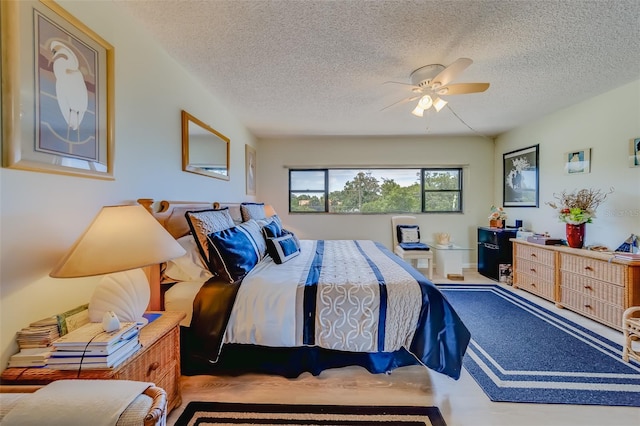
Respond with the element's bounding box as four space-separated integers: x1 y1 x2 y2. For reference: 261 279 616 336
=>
88 268 150 324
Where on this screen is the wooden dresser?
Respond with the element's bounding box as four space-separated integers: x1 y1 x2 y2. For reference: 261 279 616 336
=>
512 240 640 330
0 311 185 413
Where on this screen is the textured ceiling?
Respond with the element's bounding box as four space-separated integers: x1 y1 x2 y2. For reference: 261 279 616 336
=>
115 0 640 138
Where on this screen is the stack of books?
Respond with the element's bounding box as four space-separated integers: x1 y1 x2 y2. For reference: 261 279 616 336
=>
47 322 141 370
7 347 52 368
15 316 60 350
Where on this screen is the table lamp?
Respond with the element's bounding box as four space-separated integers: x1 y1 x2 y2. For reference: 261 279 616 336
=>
50 205 186 324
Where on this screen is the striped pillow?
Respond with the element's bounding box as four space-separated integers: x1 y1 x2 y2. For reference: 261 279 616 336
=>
266 233 300 264
207 220 266 282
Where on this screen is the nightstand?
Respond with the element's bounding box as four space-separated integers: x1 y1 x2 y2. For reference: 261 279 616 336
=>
1 311 186 414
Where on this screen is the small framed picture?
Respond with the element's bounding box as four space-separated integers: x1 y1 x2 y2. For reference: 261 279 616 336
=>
630 138 640 168
564 149 591 175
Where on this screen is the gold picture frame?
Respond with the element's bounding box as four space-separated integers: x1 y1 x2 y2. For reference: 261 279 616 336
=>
245 144 256 195
1 0 114 179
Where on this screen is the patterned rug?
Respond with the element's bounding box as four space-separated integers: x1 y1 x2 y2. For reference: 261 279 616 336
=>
173 402 446 425
439 284 640 406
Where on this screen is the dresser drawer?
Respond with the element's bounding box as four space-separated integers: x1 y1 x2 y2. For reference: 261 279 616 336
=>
560 271 624 305
117 327 178 383
515 244 555 266
559 253 624 285
514 272 554 301
560 287 623 329
515 258 555 282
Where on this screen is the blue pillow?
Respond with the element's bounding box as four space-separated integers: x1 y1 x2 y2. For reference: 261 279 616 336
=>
266 233 300 264
262 217 284 239
207 220 266 282
399 242 430 251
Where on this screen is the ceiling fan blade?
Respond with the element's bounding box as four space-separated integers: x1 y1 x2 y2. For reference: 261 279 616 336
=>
382 80 421 90
438 82 490 95
431 58 473 87
380 95 420 111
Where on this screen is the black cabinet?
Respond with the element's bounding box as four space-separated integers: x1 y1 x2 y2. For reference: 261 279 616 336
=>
477 227 517 281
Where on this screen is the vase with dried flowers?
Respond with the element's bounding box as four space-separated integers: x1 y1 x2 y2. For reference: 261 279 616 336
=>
546 187 613 248
488 205 507 228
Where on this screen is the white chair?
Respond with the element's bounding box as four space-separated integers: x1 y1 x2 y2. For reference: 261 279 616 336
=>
391 215 433 280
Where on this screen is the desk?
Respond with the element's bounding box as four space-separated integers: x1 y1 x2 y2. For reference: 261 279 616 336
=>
427 243 471 278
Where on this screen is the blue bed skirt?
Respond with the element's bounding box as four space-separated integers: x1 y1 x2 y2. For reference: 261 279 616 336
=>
181 326 421 378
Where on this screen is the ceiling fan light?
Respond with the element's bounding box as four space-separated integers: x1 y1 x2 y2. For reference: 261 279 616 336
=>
433 97 448 112
411 105 424 117
417 95 433 110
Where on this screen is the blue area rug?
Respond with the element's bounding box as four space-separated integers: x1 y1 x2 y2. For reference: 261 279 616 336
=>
438 284 640 406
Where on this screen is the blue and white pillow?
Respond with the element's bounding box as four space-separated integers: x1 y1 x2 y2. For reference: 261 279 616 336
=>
207 220 266 282
261 215 284 239
240 202 266 222
396 225 420 243
185 207 235 265
266 233 301 264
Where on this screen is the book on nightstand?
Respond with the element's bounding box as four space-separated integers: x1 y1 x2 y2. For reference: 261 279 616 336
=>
46 321 141 370
7 347 52 368
47 338 141 369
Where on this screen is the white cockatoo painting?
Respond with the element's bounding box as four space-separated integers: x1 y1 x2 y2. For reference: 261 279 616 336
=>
49 40 88 141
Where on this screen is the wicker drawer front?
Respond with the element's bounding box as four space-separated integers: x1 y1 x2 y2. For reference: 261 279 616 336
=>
516 245 555 266
559 254 624 285
560 287 623 329
117 328 178 383
154 364 179 408
516 258 555 282
560 272 624 305
514 272 554 300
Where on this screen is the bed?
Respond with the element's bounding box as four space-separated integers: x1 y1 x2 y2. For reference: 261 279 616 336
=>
139 199 470 380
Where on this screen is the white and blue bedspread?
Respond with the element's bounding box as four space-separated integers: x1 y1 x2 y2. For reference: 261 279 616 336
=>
223 240 470 379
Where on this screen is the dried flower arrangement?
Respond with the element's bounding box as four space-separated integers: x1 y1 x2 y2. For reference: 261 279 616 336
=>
546 188 613 225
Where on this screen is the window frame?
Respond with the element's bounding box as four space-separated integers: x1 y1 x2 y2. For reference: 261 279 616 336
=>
289 167 463 214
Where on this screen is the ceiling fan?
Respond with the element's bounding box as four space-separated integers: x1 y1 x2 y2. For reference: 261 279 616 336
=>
383 58 489 117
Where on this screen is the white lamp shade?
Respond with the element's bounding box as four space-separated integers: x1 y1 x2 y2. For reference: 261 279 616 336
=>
50 205 186 278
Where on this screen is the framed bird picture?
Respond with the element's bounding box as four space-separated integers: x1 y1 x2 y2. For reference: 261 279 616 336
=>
1 0 114 180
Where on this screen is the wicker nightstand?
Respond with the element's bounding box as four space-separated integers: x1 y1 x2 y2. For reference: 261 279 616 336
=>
0 311 186 414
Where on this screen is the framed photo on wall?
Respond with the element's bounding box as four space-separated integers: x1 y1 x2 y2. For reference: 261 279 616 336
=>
245 144 256 195
564 148 591 174
630 138 640 168
503 144 539 207
1 0 114 179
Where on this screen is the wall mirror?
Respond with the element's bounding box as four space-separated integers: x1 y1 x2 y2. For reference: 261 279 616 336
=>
181 110 230 180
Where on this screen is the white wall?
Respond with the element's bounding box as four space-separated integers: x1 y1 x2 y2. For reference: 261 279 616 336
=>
257 135 495 253
0 1 256 367
495 80 640 248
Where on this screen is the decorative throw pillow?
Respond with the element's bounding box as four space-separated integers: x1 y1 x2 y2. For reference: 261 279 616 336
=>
163 235 213 282
397 225 420 244
266 233 301 264
207 220 267 282
185 208 235 266
240 202 266 222
261 215 284 239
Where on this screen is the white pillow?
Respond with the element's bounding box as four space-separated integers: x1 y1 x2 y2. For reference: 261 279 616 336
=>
163 235 213 282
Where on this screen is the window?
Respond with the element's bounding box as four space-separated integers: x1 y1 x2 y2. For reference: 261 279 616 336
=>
289 168 463 213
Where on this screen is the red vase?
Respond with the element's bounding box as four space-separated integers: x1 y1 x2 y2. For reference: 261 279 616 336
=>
566 223 586 248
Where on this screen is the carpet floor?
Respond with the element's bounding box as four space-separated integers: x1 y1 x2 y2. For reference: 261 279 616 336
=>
174 401 446 425
439 284 640 406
